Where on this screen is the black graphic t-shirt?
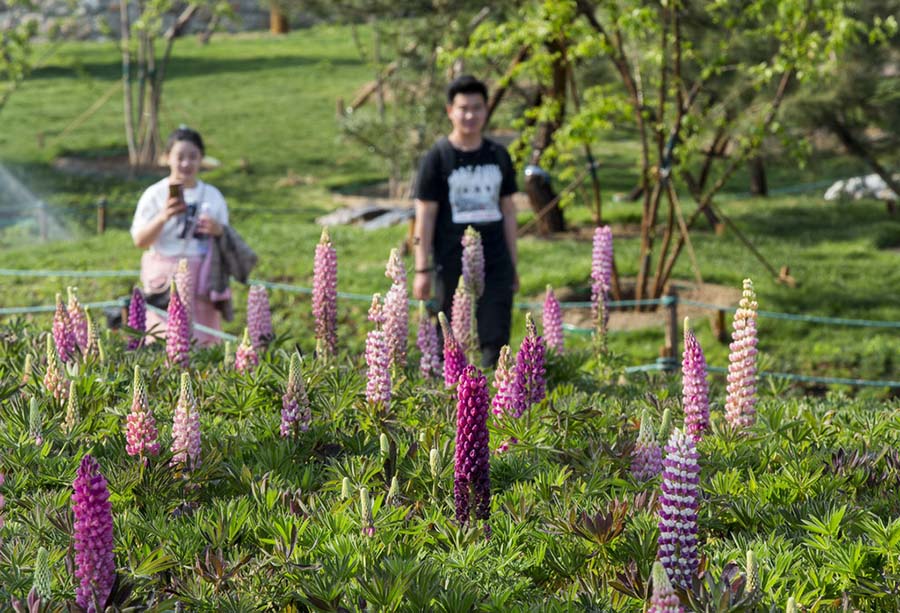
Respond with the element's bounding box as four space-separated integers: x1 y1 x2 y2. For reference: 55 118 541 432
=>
414 138 518 270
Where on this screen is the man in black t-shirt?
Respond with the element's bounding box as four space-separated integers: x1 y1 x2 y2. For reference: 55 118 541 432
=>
412 75 519 368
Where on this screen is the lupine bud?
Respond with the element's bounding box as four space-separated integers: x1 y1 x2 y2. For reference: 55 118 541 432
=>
450 278 472 353
33 546 52 599
365 294 391 408
170 373 201 470
439 312 467 388
72 454 115 611
542 285 564 354
281 352 311 437
52 293 76 364
631 409 663 481
429 447 441 479
380 433 390 461
43 335 68 401
166 282 190 369
515 313 546 412
84 310 101 360
223 341 234 367
658 408 673 446
387 475 400 503
174 258 193 319
29 397 43 446
648 561 684 613
360 487 375 537
591 226 613 334
341 477 352 499
247 285 274 351
67 287 88 353
125 366 160 460
785 597 797 613
461 226 485 298
416 302 442 380
235 328 259 375
454 366 491 528
725 279 759 430
744 550 760 604
313 228 338 360
657 428 700 590
682 318 709 443
383 249 408 368
22 353 32 385
495 437 518 454
127 287 146 350
491 345 522 417
64 380 80 434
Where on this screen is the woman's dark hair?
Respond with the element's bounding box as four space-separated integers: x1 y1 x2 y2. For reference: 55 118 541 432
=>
165 126 205 155
446 75 488 104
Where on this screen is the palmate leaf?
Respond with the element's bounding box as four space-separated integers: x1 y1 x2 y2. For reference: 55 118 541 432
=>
130 546 179 577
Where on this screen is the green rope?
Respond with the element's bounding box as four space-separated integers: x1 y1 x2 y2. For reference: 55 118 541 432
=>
679 299 900 329
0 299 125 316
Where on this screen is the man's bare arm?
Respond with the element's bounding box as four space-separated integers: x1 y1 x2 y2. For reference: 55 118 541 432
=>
413 199 439 300
500 195 519 291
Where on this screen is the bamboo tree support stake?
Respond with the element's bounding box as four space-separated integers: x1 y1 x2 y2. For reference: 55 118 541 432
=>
96 198 107 234
661 286 679 372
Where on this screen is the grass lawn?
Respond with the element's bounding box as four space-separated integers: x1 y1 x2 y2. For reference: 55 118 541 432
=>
0 25 897 394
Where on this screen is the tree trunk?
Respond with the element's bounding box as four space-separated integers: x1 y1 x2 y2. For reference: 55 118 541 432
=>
748 155 767 197
270 6 289 34
828 116 900 210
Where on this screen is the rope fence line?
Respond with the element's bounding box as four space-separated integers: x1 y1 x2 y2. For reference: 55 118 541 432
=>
144 304 239 342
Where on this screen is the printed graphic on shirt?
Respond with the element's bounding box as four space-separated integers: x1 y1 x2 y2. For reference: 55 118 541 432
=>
448 164 503 224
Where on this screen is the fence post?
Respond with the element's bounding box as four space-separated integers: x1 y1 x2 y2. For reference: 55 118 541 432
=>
712 308 728 343
97 198 107 234
660 286 679 372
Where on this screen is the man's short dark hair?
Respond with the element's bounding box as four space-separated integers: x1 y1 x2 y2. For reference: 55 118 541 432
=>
447 75 488 104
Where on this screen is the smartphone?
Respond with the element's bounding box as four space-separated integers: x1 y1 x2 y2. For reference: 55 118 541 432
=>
168 183 183 200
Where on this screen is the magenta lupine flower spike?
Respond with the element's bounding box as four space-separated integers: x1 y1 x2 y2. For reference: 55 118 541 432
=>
542 285 564 354
491 345 521 417
125 366 160 460
72 454 115 612
53 292 77 364
416 302 442 380
365 294 391 408
631 409 663 481
313 227 338 360
516 313 546 412
170 372 201 470
682 318 710 442
454 365 491 530
648 561 685 613
383 248 409 368
235 328 259 374
462 226 485 298
450 278 472 353
725 279 759 430
43 334 69 401
127 286 146 350
281 352 311 437
657 428 701 591
591 225 613 336
439 311 467 388
247 284 274 351
166 282 190 369
174 258 193 319
67 287 88 353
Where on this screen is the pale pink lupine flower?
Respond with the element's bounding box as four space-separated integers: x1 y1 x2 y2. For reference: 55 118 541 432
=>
491 345 520 417
365 294 391 408
67 287 88 353
166 282 191 369
461 226 485 298
416 302 442 380
235 328 259 374
313 228 338 359
43 335 69 401
247 284 274 351
125 366 160 461
383 249 409 368
682 318 710 443
542 285 564 354
174 258 193 319
170 372 201 470
725 279 759 430
53 293 77 364
450 279 472 353
591 225 613 337
281 351 311 437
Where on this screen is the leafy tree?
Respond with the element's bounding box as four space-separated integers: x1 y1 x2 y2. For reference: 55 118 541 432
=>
0 1 42 116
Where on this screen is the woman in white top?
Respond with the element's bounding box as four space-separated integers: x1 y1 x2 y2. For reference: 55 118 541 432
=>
131 127 228 345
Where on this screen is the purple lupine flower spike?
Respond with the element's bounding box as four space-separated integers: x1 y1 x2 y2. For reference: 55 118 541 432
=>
67 287 88 353
170 372 201 470
450 278 472 353
438 311 467 388
648 561 685 613
682 318 709 442
462 226 485 298
127 286 146 350
166 282 191 369
454 365 491 530
365 294 391 408
313 227 338 360
235 328 259 374
125 366 160 460
247 284 274 351
725 279 759 430
516 313 546 412
72 454 115 612
416 302 442 380
491 345 520 417
657 428 701 590
281 351 311 437
591 225 613 339
53 293 77 364
43 334 69 401
631 409 663 481
383 248 409 368
542 285 564 354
